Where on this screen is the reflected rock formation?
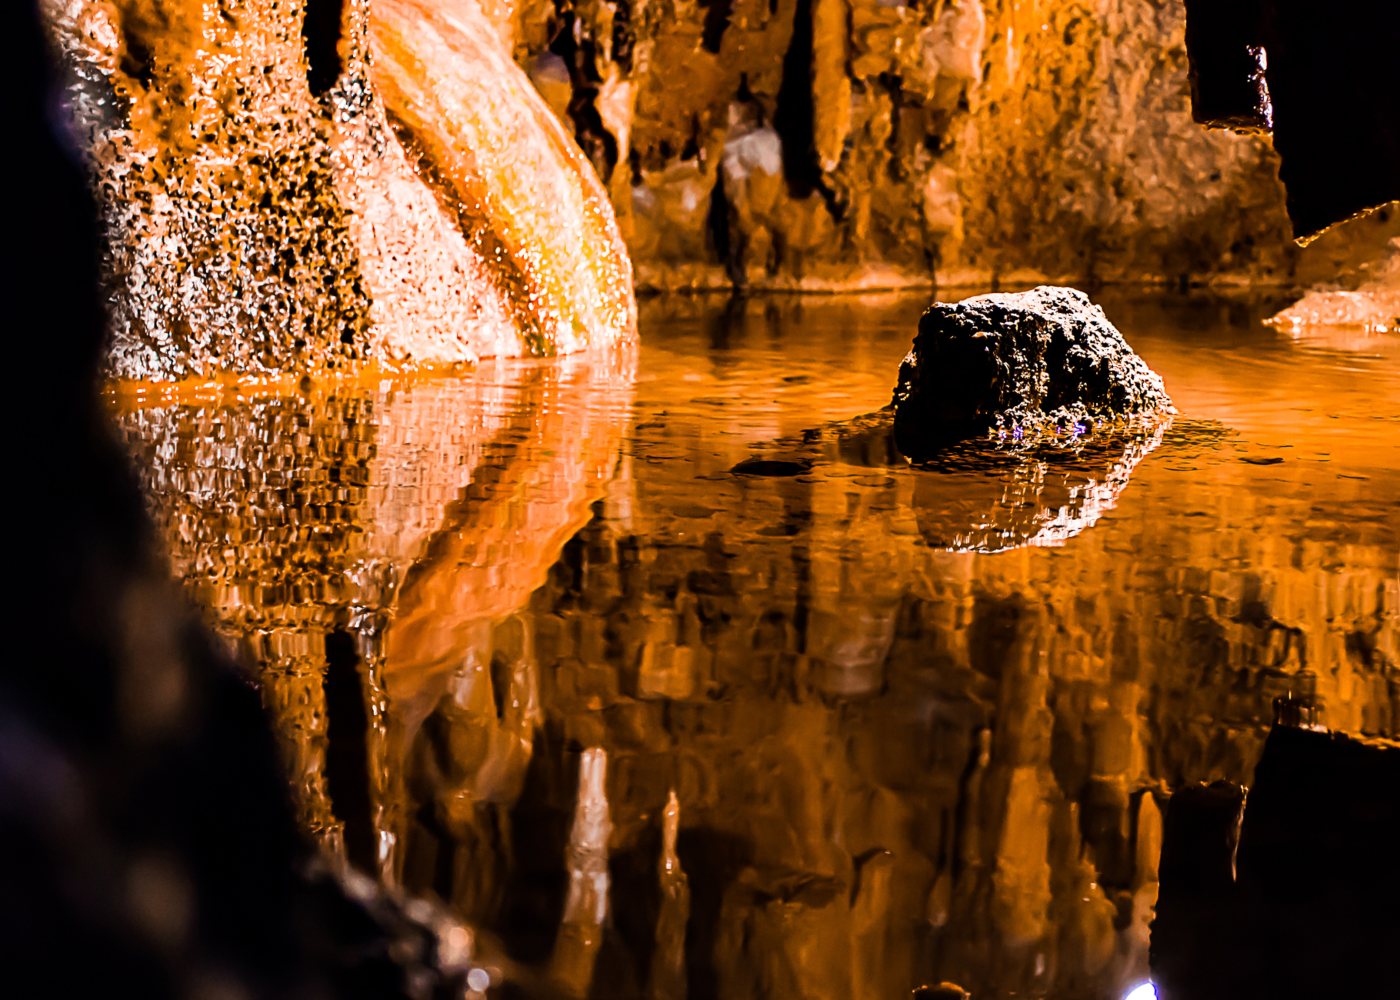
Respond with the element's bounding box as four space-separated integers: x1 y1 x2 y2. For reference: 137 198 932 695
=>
484 435 1393 999
909 418 1172 552
113 347 635 860
114 292 1399 1000
787 406 1175 553
44 0 635 380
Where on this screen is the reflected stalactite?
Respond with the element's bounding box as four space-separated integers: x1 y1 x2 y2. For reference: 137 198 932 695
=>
649 789 690 1000
113 348 635 870
259 638 345 851
550 747 612 999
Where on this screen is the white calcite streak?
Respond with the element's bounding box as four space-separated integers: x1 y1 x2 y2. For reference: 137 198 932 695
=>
43 0 636 381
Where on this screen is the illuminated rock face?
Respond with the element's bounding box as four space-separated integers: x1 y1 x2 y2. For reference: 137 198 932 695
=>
44 0 636 381
1267 239 1400 334
489 0 1397 290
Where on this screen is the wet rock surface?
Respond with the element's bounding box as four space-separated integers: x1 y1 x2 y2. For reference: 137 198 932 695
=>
891 286 1173 461
42 0 636 380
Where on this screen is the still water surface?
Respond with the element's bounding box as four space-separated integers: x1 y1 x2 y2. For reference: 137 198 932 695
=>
114 292 1399 1000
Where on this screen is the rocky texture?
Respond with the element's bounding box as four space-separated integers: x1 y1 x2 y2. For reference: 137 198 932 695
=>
8 5 497 995
42 0 635 381
43 0 1400 336
482 0 1400 291
1267 238 1400 334
891 287 1172 460
1152 723 1400 1000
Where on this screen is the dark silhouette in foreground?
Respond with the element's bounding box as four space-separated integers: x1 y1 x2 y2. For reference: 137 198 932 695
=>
1152 710 1400 1000
5 4 478 996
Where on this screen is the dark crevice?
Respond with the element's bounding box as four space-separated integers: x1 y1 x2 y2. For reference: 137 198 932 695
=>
700 0 736 54
773 0 823 198
302 0 346 97
612 0 637 73
880 73 905 182
678 830 753 1000
549 14 619 182
118 21 155 88
706 173 742 287
323 628 375 873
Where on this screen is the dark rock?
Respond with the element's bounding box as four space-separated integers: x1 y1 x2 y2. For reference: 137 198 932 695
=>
730 457 813 477
891 286 1173 462
1151 724 1400 1000
1151 781 1249 1000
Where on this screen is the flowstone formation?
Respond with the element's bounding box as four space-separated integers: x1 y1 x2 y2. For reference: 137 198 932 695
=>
891 286 1173 460
43 0 636 381
476 0 1367 291
1267 239 1400 334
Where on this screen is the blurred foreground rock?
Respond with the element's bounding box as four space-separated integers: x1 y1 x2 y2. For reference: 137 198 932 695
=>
1152 720 1400 1000
891 286 1173 460
7 4 496 995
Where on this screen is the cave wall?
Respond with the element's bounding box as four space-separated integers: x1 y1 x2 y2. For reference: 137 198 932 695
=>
44 0 637 380
493 0 1396 291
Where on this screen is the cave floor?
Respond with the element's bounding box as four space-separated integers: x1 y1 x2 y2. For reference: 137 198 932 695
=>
113 290 1400 1000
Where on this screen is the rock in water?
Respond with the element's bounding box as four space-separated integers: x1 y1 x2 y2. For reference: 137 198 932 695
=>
892 286 1173 461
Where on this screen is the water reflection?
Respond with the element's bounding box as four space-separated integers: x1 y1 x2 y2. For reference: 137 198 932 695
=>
768 407 1182 552
116 348 635 862
115 292 1400 999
